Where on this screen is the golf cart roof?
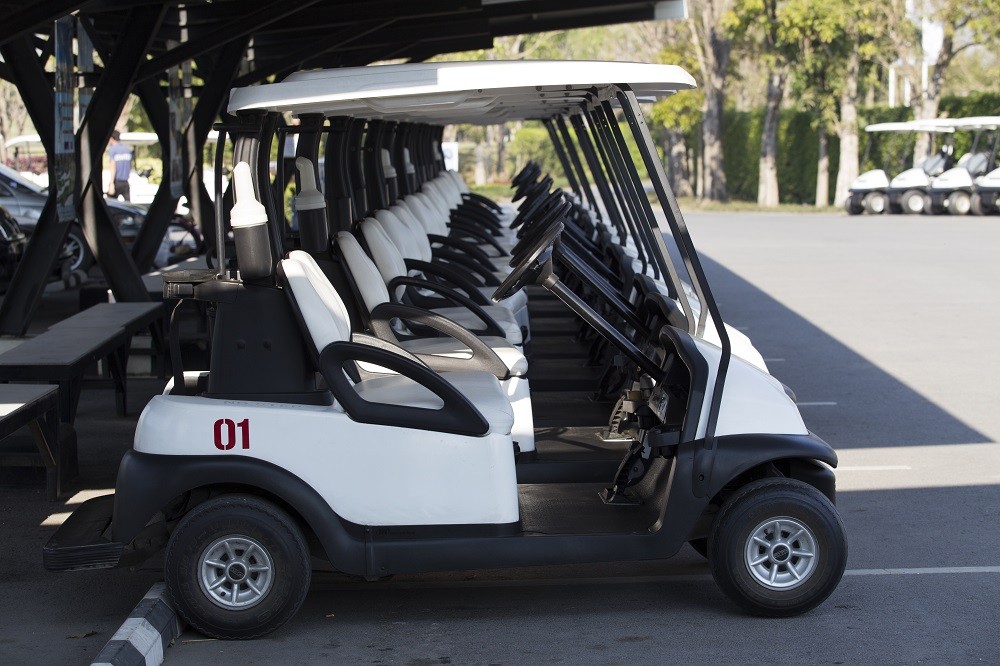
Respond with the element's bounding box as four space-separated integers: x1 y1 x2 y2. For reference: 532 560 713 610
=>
945 116 1000 131
227 60 696 123
863 121 955 134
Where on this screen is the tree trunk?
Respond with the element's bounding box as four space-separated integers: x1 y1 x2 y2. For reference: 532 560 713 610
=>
815 127 829 207
834 50 860 208
913 32 954 166
663 129 693 197
757 69 786 207
689 1 731 201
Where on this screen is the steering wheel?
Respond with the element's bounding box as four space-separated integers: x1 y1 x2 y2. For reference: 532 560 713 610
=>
511 184 559 231
512 161 540 190
512 165 543 201
510 199 572 267
493 221 565 303
511 175 553 220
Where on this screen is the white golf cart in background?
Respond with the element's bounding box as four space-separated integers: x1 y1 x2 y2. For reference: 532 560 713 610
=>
924 116 1000 216
845 120 956 215
44 61 847 639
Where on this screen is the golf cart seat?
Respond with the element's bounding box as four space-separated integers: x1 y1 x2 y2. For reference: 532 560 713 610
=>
334 231 528 378
358 218 524 345
281 250 515 437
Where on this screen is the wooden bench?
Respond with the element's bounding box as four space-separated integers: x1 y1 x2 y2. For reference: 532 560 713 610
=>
0 301 164 422
0 384 76 500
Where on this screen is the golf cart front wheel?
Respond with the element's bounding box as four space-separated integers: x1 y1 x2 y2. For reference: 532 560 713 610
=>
708 478 847 617
947 191 972 215
165 495 311 639
900 189 925 215
862 192 886 214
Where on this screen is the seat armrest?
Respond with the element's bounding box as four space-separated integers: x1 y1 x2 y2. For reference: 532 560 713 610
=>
319 341 489 436
370 302 509 379
404 258 488 298
387 276 506 338
427 234 500 270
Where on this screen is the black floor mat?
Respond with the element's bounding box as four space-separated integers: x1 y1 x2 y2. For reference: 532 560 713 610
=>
517 483 657 535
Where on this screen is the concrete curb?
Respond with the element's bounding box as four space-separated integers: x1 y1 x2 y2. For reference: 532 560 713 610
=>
91 583 184 666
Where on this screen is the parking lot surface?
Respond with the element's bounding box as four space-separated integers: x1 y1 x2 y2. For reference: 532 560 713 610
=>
4 212 998 664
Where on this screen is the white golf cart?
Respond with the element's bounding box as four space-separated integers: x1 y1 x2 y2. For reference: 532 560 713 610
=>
925 116 1000 215
44 61 847 639
845 120 956 215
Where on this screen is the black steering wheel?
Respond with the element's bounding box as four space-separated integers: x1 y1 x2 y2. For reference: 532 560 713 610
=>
512 161 540 190
511 175 553 221
511 184 560 231
510 199 572 267
493 221 565 303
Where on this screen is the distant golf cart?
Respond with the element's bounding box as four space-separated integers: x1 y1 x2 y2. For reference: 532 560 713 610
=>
846 120 955 215
924 116 1000 216
45 61 847 639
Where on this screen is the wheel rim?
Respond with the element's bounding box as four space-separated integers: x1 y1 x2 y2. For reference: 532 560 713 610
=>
744 516 818 590
906 193 923 213
63 236 85 271
199 535 274 610
953 195 970 214
870 196 885 213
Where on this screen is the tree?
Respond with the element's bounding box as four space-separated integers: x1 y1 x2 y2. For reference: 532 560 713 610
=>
0 79 35 166
688 0 735 201
725 0 799 207
889 0 1000 164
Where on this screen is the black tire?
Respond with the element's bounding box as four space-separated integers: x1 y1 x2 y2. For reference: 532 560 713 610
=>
862 191 886 215
900 189 926 215
63 226 94 272
969 193 985 216
844 197 864 216
165 495 311 639
688 538 709 559
708 478 847 617
947 191 972 215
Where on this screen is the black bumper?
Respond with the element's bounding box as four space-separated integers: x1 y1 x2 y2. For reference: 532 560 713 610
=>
42 495 125 571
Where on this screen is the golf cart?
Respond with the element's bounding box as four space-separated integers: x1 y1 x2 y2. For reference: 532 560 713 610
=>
845 120 956 215
974 164 1000 215
44 61 847 639
925 117 1000 215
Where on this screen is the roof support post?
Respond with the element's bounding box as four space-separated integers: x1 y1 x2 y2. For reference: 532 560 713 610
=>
0 37 60 335
555 115 599 214
569 113 625 237
76 5 166 303
542 118 582 201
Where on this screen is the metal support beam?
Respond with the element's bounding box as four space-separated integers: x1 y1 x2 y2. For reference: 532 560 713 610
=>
77 5 166 303
134 0 323 83
0 1 85 48
0 37 62 336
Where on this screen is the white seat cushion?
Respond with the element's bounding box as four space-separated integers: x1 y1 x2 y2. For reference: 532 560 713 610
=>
399 336 528 377
354 371 514 435
433 306 523 345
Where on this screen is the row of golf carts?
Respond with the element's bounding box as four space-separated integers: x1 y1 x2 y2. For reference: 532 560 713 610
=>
44 61 847 639
847 116 1000 216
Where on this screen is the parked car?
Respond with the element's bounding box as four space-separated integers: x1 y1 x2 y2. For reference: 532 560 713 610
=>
0 204 28 287
0 163 145 272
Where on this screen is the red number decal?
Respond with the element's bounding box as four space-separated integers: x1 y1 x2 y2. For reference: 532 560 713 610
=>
213 418 250 450
213 418 236 450
237 418 250 449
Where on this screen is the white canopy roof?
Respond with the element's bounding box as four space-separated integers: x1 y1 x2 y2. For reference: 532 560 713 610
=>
864 121 955 134
227 60 696 124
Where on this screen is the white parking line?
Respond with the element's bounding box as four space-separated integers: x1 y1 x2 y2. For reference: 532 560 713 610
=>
763 358 785 362
796 401 838 406
838 465 913 471
844 566 1000 576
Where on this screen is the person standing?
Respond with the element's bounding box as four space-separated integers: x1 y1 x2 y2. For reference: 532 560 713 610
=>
106 130 133 201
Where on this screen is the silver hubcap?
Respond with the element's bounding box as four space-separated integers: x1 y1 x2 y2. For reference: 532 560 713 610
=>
744 517 818 590
906 194 923 213
199 535 274 609
63 236 84 271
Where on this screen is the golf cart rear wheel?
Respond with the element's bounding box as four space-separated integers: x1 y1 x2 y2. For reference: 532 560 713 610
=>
165 494 311 639
862 192 886 215
844 197 864 216
900 189 925 215
708 478 847 617
947 191 972 215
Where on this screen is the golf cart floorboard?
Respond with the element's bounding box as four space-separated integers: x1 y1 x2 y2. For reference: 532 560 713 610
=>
517 483 656 535
531 392 615 427
517 426 626 484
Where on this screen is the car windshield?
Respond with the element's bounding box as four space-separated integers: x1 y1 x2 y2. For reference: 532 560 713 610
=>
0 164 46 194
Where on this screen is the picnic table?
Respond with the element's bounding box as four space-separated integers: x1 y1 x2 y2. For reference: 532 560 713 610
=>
0 302 164 421
0 384 75 500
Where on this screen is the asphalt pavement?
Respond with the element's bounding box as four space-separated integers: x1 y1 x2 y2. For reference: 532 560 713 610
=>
2 212 997 664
